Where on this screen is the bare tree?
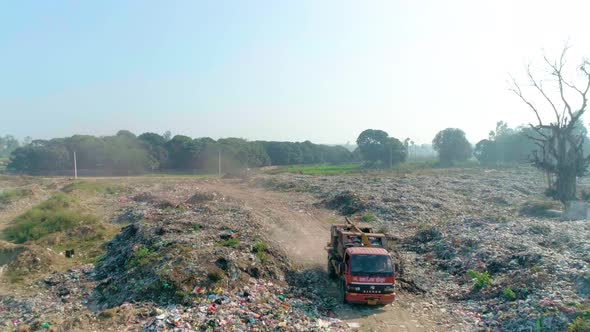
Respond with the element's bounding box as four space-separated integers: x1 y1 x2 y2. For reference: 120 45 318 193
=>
510 46 590 203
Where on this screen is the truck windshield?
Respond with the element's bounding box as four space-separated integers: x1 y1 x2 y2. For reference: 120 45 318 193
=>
350 254 394 276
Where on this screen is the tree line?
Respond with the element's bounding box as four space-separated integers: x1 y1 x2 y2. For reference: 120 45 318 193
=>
6 131 356 175
6 120 588 176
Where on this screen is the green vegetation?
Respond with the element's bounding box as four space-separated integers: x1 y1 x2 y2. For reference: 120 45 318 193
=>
2 194 99 243
432 128 473 165
356 129 406 168
568 316 590 332
267 163 361 176
467 270 492 291
252 240 268 253
474 121 538 165
192 224 202 232
207 268 225 282
503 288 516 301
62 181 124 194
220 238 240 247
0 189 31 206
361 212 377 223
127 246 158 268
255 251 268 263
7 130 354 175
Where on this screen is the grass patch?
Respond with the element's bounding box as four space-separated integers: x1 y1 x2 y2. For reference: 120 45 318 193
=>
62 181 124 194
2 194 99 244
467 270 492 291
256 251 268 263
0 189 31 206
360 213 377 223
266 164 362 176
220 238 240 247
127 246 158 268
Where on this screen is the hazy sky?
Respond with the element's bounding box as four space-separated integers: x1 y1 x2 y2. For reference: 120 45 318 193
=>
2 0 590 144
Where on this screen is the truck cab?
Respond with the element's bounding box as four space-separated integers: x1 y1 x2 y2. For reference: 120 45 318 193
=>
340 247 396 304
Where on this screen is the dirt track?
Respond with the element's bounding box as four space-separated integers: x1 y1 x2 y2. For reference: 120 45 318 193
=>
199 179 459 332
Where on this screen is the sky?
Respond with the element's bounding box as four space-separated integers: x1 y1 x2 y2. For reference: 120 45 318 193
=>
1 0 590 145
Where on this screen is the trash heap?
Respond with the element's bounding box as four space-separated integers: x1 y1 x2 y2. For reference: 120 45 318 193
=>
91 188 346 331
143 278 345 331
255 167 590 331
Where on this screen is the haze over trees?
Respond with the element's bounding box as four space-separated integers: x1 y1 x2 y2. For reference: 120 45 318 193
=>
474 121 538 165
6 131 354 175
355 129 407 168
0 135 21 158
510 46 590 203
432 128 473 165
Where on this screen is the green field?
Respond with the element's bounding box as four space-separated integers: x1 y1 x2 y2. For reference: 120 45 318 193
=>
266 164 363 175
265 159 482 176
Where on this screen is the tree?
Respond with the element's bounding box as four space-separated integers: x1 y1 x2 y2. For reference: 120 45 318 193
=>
432 128 472 164
0 135 20 158
474 139 497 164
138 132 169 170
510 46 590 203
356 129 407 167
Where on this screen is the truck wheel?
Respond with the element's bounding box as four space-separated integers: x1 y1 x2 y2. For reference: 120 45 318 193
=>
339 279 348 304
327 259 336 279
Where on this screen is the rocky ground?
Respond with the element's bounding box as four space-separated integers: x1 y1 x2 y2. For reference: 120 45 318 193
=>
0 167 588 331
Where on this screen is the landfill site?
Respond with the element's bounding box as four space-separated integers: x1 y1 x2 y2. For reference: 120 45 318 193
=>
0 167 589 332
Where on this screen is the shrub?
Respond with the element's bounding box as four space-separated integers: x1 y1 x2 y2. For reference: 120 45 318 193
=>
503 288 516 301
252 240 268 253
467 270 492 291
207 268 225 282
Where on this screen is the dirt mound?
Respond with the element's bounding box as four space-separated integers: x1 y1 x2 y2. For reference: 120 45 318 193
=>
323 190 367 215
132 192 175 209
0 241 61 283
185 191 218 204
92 197 290 310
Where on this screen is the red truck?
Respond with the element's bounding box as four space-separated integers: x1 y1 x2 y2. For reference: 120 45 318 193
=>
326 218 396 305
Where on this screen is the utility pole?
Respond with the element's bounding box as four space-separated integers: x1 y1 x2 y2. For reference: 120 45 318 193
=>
73 151 78 179
389 145 393 169
218 150 221 177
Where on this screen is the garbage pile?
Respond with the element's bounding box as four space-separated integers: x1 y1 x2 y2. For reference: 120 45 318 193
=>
90 188 347 330
143 278 346 331
255 167 590 331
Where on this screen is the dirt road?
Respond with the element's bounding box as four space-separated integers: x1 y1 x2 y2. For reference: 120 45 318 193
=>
199 179 460 332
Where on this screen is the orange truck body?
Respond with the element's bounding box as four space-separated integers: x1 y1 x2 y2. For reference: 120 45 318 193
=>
326 220 396 305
